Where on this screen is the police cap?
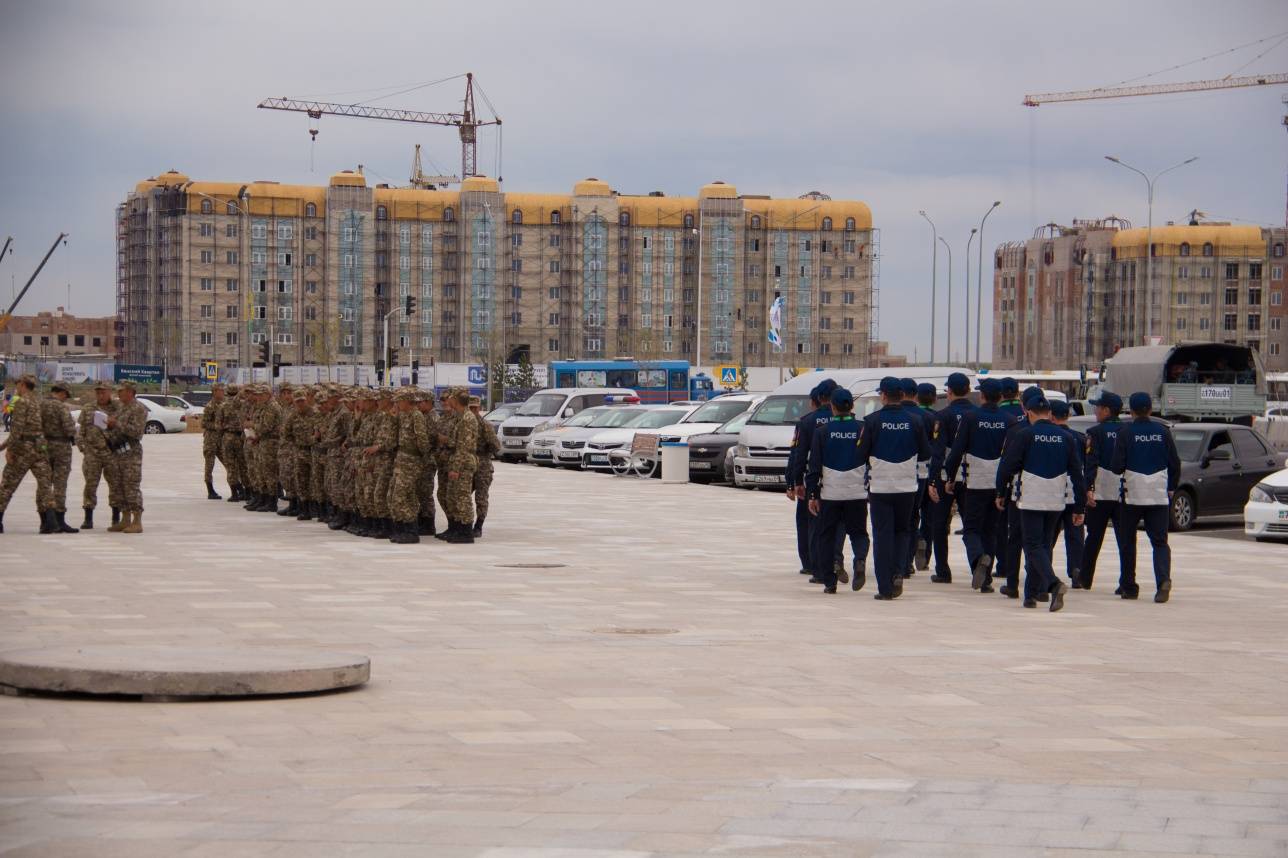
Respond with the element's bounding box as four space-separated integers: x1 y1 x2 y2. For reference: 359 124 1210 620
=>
1049 399 1070 418
899 377 917 396
1089 391 1122 412
916 382 937 398
1028 395 1050 411
977 377 1001 397
1000 376 1019 396
1128 391 1152 411
1021 385 1044 406
945 372 971 394
879 376 902 396
831 387 854 408
815 378 838 399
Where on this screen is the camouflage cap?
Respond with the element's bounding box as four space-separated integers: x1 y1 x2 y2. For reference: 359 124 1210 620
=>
211 382 226 391
117 379 138 391
393 387 415 402
468 395 481 407
93 380 113 391
50 382 71 394
18 374 37 387
227 384 239 393
358 388 378 400
293 390 309 402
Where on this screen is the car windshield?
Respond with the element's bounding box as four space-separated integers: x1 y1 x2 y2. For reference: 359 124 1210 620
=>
516 393 566 416
562 409 604 428
717 410 754 434
685 399 750 424
590 408 645 428
485 406 516 420
630 409 688 428
748 395 811 425
183 392 212 406
1173 429 1205 462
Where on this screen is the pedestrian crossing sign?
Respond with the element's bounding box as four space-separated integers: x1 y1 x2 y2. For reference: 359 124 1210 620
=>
715 364 742 388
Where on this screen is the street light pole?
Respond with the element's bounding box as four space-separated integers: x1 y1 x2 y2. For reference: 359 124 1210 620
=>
976 201 1000 368
1105 155 1198 343
692 224 702 370
965 228 977 366
939 236 953 361
918 211 938 363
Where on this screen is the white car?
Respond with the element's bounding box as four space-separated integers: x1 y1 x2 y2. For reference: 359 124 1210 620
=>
138 393 204 418
68 398 187 435
1244 467 1288 542
529 405 652 468
581 406 697 470
639 394 761 447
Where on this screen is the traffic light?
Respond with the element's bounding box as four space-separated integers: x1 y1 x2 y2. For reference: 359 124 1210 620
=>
257 340 271 365
405 295 416 316
388 347 400 368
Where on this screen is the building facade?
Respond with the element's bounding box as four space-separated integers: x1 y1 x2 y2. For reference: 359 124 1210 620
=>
0 308 117 359
118 171 886 375
992 219 1288 371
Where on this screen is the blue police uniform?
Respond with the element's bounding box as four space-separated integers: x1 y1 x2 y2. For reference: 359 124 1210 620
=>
927 374 975 582
1079 393 1126 589
805 391 870 592
1109 394 1181 600
1049 402 1087 587
786 382 835 576
856 378 932 599
898 380 929 580
995 386 1044 597
996 402 1086 610
944 383 1014 591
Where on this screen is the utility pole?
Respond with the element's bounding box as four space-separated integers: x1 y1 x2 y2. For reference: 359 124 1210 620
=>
938 236 953 362
976 201 1000 368
918 212 937 363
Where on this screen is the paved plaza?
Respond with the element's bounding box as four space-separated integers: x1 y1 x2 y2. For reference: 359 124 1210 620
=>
1 433 1286 857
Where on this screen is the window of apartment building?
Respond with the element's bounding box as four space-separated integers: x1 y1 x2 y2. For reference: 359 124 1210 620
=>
1200 317 1211 331
1249 262 1263 280
197 331 212 346
819 317 831 330
200 199 213 214
226 251 238 264
1199 292 1211 305
277 279 291 293
253 306 267 319
226 332 238 345
615 314 628 328
1224 313 1237 331
343 253 354 269
1249 286 1263 304
1272 291 1283 306
1176 318 1186 331
842 317 855 330
1200 266 1212 278
819 291 832 305
1179 242 1190 257
277 223 293 240
342 334 354 348
200 277 213 291
1178 266 1189 279
546 287 561 301
617 260 629 275
1248 339 1260 352
250 332 266 345
841 290 856 305
1271 317 1283 331
842 239 856 254
55 334 67 346
800 239 811 252
800 264 810 277
842 265 856 279
226 305 238 319
1225 287 1239 305
547 338 559 352
302 253 316 267
616 285 630 303
1271 342 1282 356
821 266 832 280
1176 292 1188 305
252 223 266 239
1248 313 1261 331
226 224 238 238
199 222 213 237
1274 242 1285 258
797 342 811 354
200 250 212 264
1202 242 1214 257
73 334 84 347
1226 262 1239 279
251 251 266 266
303 306 316 321
276 332 294 344
374 205 388 221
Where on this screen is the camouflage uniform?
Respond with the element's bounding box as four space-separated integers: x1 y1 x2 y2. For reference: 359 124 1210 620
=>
77 393 119 512
388 393 432 526
107 396 147 515
322 398 355 518
350 395 379 522
278 402 300 504
0 387 55 520
39 393 77 515
201 395 224 482
289 397 322 511
471 409 500 524
435 407 458 516
221 388 247 495
416 397 440 533
250 390 282 499
443 400 479 527
368 399 398 522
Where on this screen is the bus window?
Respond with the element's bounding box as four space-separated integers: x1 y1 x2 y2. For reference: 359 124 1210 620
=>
605 369 638 388
556 371 576 388
639 369 667 389
668 370 688 391
577 370 607 386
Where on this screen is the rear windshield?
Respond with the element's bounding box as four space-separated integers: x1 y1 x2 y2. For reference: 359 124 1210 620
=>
748 395 811 425
630 409 688 429
686 399 751 424
516 393 565 416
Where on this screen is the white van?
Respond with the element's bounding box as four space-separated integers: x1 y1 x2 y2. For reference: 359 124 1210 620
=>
498 387 636 461
731 367 974 488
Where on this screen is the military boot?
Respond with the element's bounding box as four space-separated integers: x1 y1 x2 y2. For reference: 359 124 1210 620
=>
277 497 297 517
296 500 313 522
80 508 94 530
244 491 261 510
110 507 122 528
445 522 474 544
390 521 419 544
260 494 278 513
39 509 58 534
471 515 485 538
434 519 453 540
56 512 79 534
228 485 243 502
122 511 143 534
206 480 221 500
328 508 348 531
417 516 435 536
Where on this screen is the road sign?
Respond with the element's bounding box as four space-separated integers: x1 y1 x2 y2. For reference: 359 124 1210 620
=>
714 364 742 387
203 361 219 381
468 365 488 385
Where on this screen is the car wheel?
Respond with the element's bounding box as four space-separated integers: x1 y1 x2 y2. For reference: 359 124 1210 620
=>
1168 489 1195 532
144 421 164 435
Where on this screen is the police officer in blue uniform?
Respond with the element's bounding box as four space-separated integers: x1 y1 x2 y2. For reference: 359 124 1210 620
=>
913 382 940 573
996 386 1046 598
926 373 974 583
1109 392 1181 603
1049 399 1087 588
805 387 870 594
1079 391 1125 591
944 377 1013 592
996 394 1086 611
898 378 928 579
855 377 934 600
786 380 837 580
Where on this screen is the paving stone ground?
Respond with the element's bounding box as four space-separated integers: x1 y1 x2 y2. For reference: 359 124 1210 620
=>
1 433 1286 857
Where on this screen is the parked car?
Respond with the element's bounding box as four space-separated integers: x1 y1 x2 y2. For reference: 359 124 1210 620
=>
528 405 653 468
181 390 214 408
74 399 187 435
1244 466 1288 542
581 405 697 471
138 393 204 418
483 403 521 432
1167 423 1287 530
687 405 760 484
498 387 636 462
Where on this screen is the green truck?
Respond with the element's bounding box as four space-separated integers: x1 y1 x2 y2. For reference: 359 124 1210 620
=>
1091 342 1267 425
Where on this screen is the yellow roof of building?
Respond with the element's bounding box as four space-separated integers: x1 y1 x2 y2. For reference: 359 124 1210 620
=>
505 193 572 222
461 175 500 193
244 181 327 216
374 187 460 220
1112 224 1264 258
573 178 613 197
699 181 738 199
329 170 366 187
743 198 873 230
619 197 698 227
184 181 246 214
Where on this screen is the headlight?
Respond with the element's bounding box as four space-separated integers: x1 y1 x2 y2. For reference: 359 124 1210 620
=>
1249 484 1274 504
734 444 749 458
533 421 555 434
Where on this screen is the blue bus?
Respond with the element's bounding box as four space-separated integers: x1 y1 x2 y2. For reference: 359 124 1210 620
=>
549 360 714 403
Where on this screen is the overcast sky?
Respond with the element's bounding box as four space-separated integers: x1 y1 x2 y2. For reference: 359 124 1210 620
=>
3 0 1286 363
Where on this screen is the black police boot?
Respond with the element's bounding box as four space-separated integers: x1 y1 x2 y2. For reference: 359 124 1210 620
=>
1049 580 1068 613
851 562 866 592
914 538 930 571
39 509 58 534
206 480 221 500
445 522 474 544
57 512 79 534
111 507 121 527
81 508 94 530
1154 579 1171 603
472 515 484 538
833 557 848 586
930 572 952 584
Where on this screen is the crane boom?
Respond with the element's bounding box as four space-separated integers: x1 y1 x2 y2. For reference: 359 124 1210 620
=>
0 233 68 334
1024 72 1288 106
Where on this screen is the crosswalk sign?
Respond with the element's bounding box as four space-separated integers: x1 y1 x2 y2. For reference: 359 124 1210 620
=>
714 364 742 388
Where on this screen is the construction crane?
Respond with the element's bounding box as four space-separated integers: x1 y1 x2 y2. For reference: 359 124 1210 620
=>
409 144 458 190
258 72 501 181
1025 72 1288 225
0 233 67 334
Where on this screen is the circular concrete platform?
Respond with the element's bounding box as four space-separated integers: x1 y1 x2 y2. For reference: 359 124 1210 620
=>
0 646 370 700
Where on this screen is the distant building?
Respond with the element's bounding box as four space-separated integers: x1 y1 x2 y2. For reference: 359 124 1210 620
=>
0 307 117 359
117 170 901 375
992 219 1288 371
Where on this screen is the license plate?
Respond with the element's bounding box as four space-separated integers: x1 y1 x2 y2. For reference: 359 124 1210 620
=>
690 461 711 469
750 474 783 484
1279 509 1288 520
504 439 524 447
588 454 608 465
531 450 552 458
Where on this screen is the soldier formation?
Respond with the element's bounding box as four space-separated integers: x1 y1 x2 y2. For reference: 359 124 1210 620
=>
0 375 147 535
201 382 499 545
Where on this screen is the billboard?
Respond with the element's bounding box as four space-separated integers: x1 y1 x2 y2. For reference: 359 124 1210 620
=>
113 364 164 385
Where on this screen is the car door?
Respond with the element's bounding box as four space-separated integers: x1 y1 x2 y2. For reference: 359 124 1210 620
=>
1231 428 1280 500
1197 430 1242 514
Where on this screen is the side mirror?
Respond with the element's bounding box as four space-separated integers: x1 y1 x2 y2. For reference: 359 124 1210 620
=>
1203 448 1232 465
563 407 574 418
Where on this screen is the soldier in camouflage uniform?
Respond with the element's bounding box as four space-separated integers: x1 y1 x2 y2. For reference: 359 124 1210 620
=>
347 390 379 536
40 383 80 533
221 385 247 502
276 384 301 517
359 391 397 539
437 388 479 543
323 390 355 530
388 388 432 543
415 390 440 535
201 384 227 499
0 375 56 535
246 385 282 512
434 394 458 532
105 380 148 533
310 387 337 524
467 395 500 537
77 381 119 530
289 389 323 521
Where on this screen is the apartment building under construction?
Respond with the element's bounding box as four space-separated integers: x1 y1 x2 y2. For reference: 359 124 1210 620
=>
992 218 1288 372
117 170 885 375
